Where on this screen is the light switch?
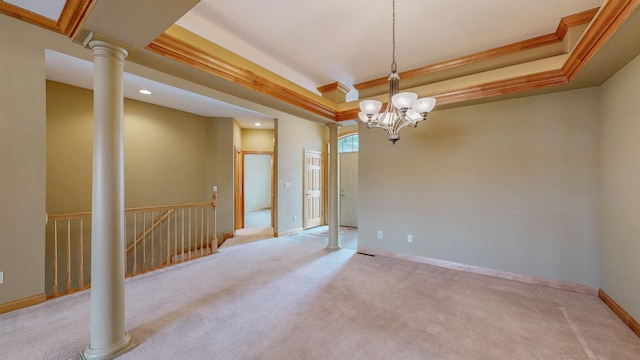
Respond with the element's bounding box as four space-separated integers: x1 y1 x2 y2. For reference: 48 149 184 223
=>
284 182 292 189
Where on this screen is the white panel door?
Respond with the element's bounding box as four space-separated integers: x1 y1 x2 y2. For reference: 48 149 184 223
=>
304 149 323 229
340 152 358 227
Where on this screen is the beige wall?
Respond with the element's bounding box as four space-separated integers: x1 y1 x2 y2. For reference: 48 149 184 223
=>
359 87 601 287
46 81 211 213
275 116 327 233
233 120 242 150
0 16 48 304
599 53 640 321
206 118 236 240
242 129 275 152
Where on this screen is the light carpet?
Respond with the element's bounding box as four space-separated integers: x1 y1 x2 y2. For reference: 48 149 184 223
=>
1 237 639 359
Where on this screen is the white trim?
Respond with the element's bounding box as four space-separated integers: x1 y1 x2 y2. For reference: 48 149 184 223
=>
357 246 598 296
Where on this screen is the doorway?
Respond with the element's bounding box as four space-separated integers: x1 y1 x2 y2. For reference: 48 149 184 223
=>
338 133 358 228
243 152 274 229
340 152 358 227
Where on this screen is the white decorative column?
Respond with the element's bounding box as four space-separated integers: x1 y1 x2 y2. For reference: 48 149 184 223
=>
326 122 341 251
82 40 133 360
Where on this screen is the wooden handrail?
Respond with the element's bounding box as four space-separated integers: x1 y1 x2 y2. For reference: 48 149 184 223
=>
125 209 174 253
47 200 215 221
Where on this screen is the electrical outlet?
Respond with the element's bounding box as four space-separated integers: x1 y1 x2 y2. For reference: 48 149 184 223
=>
377 231 383 239
0 271 3 284
407 234 413 243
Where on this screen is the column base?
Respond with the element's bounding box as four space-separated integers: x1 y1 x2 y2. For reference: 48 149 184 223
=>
81 331 134 360
326 245 342 252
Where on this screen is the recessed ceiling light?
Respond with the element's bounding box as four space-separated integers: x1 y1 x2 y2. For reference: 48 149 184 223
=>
138 89 152 95
254 122 262 127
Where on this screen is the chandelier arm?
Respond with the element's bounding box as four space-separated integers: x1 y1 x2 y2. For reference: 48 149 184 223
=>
395 116 417 133
390 107 405 133
370 122 392 132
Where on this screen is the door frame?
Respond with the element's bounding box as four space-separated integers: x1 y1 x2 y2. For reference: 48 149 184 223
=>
323 130 358 226
234 146 244 230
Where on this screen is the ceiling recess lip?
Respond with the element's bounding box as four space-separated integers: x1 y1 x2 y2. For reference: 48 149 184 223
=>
352 8 599 93
3 0 66 20
144 1 639 122
2 1 639 123
0 0 96 38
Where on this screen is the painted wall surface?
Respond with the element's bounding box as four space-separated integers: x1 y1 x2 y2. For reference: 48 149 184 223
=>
599 53 640 321
0 16 47 304
275 116 326 234
242 129 275 152
359 87 600 287
233 120 242 150
46 81 210 213
244 154 272 211
206 118 236 240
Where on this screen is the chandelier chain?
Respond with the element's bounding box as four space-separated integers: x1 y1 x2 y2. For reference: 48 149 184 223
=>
391 0 397 73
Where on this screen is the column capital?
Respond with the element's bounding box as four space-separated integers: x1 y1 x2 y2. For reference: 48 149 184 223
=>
326 122 342 131
89 40 128 60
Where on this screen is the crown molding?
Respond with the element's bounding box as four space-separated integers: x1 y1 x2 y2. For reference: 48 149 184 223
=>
337 70 568 121
0 0 96 37
2 1 638 125
556 8 600 39
147 30 337 119
353 8 598 92
340 1 639 121
563 0 640 80
317 82 350 95
58 0 96 39
0 0 59 32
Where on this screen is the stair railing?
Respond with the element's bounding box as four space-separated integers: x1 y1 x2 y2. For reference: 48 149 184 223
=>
45 193 218 298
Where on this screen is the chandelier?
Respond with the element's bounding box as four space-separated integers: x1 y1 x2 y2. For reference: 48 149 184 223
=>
358 0 436 144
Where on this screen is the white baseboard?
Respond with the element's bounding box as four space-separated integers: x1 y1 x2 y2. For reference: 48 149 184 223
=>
357 246 598 296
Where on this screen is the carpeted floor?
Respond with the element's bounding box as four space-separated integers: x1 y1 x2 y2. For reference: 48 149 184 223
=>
1 237 639 359
288 225 358 250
